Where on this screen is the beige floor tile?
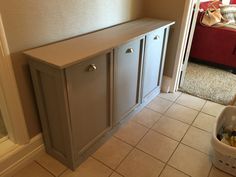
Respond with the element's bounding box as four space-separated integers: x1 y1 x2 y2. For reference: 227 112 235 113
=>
60 157 112 177
114 121 148 146
168 144 212 177
202 101 225 117
160 165 189 177
152 116 189 141
137 130 178 162
13 162 53 177
158 92 182 102
117 149 164 177
193 113 216 132
36 153 67 176
176 93 206 111
92 137 132 169
165 104 199 124
209 166 233 177
147 97 173 113
110 172 123 177
132 108 162 128
182 126 212 155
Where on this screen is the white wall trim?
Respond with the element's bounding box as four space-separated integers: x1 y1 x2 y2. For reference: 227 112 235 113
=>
0 134 45 177
169 0 196 92
161 75 172 93
0 14 29 144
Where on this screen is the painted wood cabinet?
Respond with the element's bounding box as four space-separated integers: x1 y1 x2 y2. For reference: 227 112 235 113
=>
25 18 174 170
29 52 113 169
114 38 144 123
142 28 168 101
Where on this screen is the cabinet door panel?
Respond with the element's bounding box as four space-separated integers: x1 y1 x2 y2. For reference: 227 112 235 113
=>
66 53 112 157
142 28 165 98
114 39 142 123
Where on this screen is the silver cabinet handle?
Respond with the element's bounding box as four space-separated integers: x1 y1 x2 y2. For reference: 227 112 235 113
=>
154 35 160 40
126 48 134 54
88 64 97 72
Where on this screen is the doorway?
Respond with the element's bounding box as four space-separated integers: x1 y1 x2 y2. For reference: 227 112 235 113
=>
178 0 236 105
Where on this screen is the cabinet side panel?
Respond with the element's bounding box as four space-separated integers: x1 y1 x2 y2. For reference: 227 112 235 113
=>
29 61 74 168
66 53 112 157
39 72 67 154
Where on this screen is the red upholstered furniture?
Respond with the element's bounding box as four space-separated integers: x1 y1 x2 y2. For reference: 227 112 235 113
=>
190 1 236 68
231 0 236 4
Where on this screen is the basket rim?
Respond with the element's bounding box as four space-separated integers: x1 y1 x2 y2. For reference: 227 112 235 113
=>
212 106 236 156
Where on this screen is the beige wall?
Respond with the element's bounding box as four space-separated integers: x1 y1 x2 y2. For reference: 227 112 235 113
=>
143 0 186 77
0 0 143 138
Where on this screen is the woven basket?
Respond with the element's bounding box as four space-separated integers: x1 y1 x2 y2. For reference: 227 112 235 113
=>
212 106 236 176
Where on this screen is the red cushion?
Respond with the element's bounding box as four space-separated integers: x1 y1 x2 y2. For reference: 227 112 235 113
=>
200 1 222 11
190 25 236 68
231 0 236 4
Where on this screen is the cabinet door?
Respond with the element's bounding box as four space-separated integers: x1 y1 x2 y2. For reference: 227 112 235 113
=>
142 28 165 98
66 52 112 158
114 38 143 123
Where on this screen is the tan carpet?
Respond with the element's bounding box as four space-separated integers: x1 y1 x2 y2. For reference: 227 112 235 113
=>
180 62 236 105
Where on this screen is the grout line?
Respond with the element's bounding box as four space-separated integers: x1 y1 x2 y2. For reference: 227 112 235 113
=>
180 142 213 157
145 106 167 115
34 160 57 177
59 169 69 177
157 105 202 177
90 93 214 177
58 168 68 177
90 156 124 177
157 92 182 102
150 127 187 142
163 164 192 177
157 114 193 126
131 113 163 129
207 165 213 177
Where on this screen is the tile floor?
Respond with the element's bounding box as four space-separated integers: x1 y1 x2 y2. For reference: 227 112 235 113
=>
12 92 233 177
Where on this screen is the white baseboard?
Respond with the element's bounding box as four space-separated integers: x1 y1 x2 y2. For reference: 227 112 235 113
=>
0 134 45 177
161 76 172 93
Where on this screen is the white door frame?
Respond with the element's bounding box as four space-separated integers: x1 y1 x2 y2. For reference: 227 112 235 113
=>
0 14 29 145
179 0 200 87
169 0 197 92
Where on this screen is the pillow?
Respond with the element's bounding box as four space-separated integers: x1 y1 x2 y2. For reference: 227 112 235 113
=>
220 4 236 24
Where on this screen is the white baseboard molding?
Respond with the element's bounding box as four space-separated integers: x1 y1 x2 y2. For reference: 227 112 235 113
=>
161 76 172 93
0 134 45 177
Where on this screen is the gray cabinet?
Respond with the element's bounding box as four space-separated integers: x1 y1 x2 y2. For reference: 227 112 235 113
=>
25 18 174 171
114 38 144 123
142 28 169 100
29 52 113 169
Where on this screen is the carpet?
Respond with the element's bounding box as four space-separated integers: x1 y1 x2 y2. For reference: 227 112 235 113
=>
180 62 236 105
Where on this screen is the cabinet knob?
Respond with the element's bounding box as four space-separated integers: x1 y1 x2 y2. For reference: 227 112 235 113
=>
154 35 160 40
88 64 97 72
126 48 134 54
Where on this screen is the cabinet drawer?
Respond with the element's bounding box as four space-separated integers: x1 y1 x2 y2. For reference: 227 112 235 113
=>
114 38 143 123
142 28 165 98
66 53 112 157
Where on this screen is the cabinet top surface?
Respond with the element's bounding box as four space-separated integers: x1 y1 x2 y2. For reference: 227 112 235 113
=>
24 18 174 69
